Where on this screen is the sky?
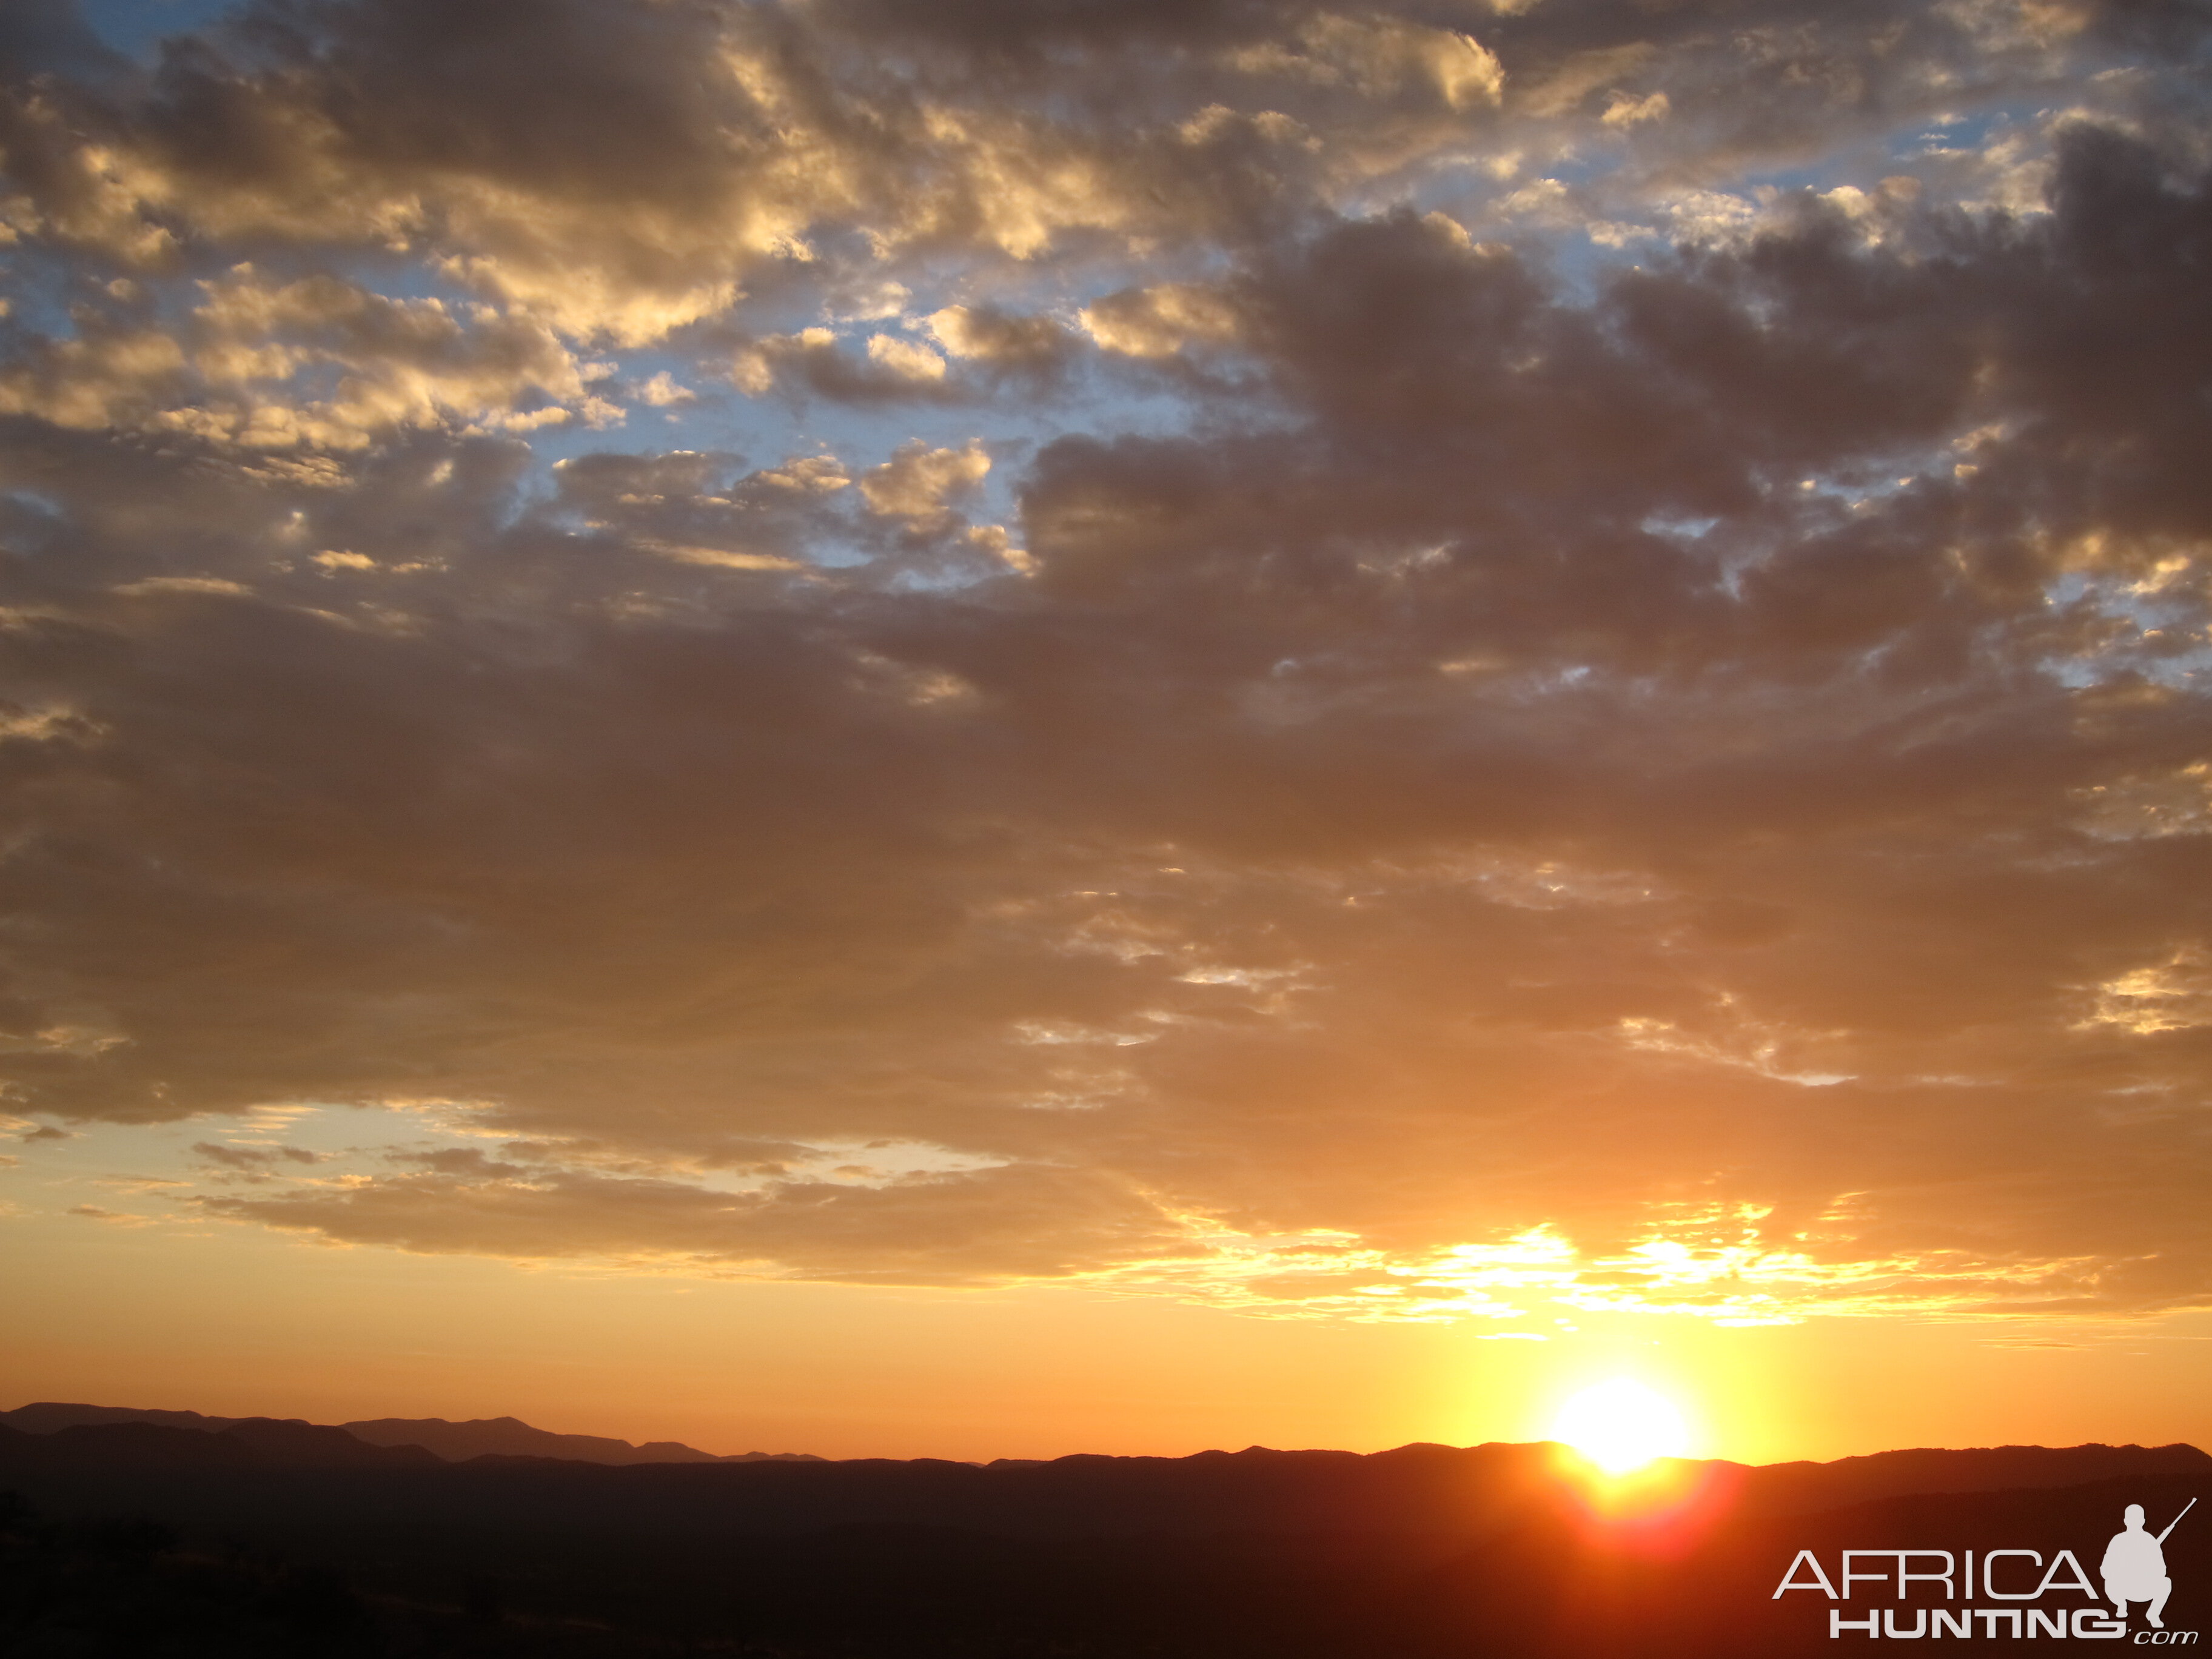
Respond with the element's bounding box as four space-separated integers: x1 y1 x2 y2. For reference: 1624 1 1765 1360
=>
1 0 2209 1466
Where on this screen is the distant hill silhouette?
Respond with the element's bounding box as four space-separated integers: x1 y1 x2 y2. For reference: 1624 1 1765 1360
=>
1 1402 247 1435
340 1414 805 1465
0 1402 821 1467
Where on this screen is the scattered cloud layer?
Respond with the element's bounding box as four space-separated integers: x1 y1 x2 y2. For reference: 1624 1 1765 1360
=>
2 0 2210 1330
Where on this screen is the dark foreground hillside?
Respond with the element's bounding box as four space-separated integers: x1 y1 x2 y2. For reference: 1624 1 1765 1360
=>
1 1424 2203 1657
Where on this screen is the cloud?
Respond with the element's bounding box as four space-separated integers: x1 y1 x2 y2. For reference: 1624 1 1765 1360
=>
864 333 947 383
633 370 695 407
1079 283 1245 358
1 1 2209 1330
1601 90 1669 129
1 267 618 449
733 329 969 404
192 1141 320 1170
0 326 190 430
7 0 2128 349
925 304 1079 384
1226 14 1503 112
0 0 1495 341
856 440 993 525
200 1155 1189 1282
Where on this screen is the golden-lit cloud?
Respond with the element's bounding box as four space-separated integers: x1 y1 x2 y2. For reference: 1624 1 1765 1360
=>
858 440 992 523
1 267 615 444
1 0 2209 1342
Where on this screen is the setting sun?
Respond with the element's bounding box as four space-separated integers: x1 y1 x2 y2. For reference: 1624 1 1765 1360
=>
1551 1379 1692 1475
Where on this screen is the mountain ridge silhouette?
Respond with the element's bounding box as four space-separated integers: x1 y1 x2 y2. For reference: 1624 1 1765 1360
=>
1 1415 2202 1656
0 1407 2201 1528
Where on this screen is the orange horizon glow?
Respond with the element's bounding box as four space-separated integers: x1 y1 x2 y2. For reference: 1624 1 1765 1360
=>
5 1202 2208 1467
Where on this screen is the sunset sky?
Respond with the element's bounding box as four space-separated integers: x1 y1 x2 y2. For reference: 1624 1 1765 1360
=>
2 0 2209 1466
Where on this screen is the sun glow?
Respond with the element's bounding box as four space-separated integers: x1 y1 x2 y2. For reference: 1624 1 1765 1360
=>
1550 1378 1691 1475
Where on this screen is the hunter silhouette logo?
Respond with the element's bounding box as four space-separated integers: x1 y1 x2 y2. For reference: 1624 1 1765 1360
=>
2107 1500 2192 1631
1774 1496 2198 1641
